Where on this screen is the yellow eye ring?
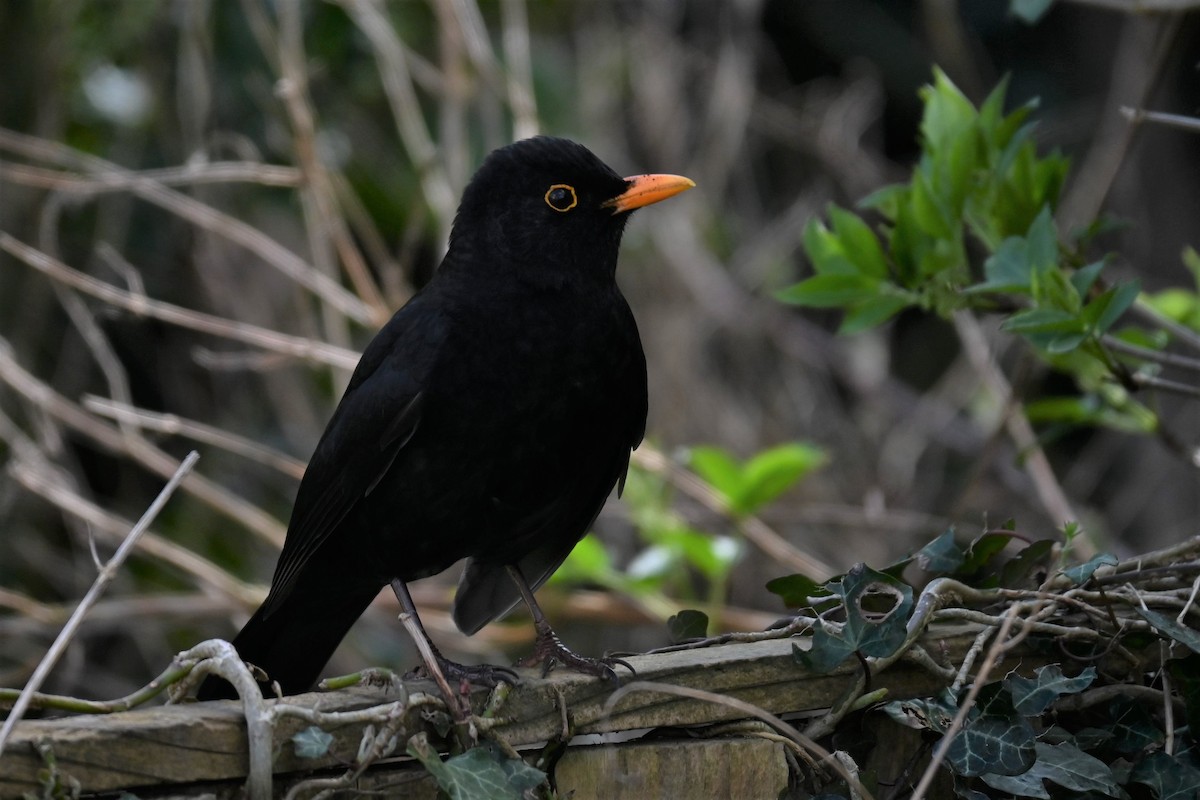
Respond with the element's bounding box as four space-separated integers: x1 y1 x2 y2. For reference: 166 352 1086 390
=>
544 184 578 212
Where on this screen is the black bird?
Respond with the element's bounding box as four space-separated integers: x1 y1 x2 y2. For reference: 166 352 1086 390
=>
198 137 694 700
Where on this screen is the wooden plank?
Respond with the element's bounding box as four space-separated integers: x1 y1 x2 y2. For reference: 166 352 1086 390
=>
0 623 1039 796
554 738 789 799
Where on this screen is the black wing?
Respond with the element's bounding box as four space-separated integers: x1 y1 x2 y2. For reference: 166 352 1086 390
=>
259 295 444 618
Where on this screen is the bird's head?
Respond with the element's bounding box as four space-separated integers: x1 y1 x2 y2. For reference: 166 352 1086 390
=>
447 136 694 288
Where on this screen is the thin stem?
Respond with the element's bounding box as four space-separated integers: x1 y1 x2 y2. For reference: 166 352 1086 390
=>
0 233 360 370
0 452 200 756
1104 335 1200 373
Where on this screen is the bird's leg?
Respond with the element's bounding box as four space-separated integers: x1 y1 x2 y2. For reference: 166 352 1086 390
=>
506 565 635 684
390 579 518 700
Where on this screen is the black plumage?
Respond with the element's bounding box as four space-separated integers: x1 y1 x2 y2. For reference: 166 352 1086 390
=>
198 137 693 699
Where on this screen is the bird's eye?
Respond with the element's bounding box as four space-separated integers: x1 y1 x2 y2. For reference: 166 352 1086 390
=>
544 184 578 212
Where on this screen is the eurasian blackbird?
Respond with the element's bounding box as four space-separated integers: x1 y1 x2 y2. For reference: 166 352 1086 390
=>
197 136 694 700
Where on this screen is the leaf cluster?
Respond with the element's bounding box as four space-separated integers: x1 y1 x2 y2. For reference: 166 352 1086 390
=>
764 526 1200 799
778 68 1195 437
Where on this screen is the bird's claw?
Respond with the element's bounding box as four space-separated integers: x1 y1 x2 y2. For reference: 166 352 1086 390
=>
518 628 636 685
405 659 519 689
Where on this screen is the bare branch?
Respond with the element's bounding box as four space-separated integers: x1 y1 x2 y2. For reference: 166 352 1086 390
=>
0 452 200 756
0 233 360 370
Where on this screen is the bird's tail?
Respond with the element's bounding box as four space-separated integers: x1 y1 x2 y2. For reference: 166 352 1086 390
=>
196 582 382 700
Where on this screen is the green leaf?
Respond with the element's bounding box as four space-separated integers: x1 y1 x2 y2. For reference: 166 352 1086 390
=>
913 529 964 574
765 573 833 608
691 443 825 518
947 714 1037 777
920 68 978 155
776 274 881 307
1143 287 1200 330
1166 654 1200 735
1025 205 1058 274
1029 741 1123 796
1104 696 1165 753
1133 605 1200 654
1069 260 1106 297
960 532 1019 577
910 167 955 239
802 218 860 276
409 736 545 800
1130 751 1200 800
858 182 906 218
734 443 826 516
1002 308 1083 335
292 726 334 759
553 535 613 584
1082 281 1140 335
1025 394 1157 434
1006 665 1096 715
1060 552 1117 586
688 446 742 503
1003 308 1089 353
672 529 741 580
968 236 1032 294
795 565 914 672
667 609 709 642
794 621 855 674
839 293 913 333
999 539 1056 588
829 205 888 279
841 564 914 658
980 766 1050 799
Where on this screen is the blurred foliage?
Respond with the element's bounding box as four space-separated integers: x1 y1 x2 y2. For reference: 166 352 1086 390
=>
781 70 1185 441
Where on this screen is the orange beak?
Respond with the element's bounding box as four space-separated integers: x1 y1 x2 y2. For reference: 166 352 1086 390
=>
602 173 696 214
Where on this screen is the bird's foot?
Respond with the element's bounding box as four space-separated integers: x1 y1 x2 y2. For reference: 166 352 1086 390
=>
516 623 636 685
405 658 519 689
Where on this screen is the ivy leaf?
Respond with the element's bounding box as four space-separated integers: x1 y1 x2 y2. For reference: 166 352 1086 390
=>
796 565 913 672
1030 741 1123 796
408 736 545 800
667 609 709 643
793 621 856 674
840 564 913 658
1132 605 1200 654
1166 654 1200 732
292 726 334 759
1130 751 1200 800
947 714 1036 777
980 741 1122 797
913 529 963 574
765 573 832 609
1006 665 1096 715
1103 696 1165 754
960 531 1018 577
999 539 1055 588
1060 552 1117 586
